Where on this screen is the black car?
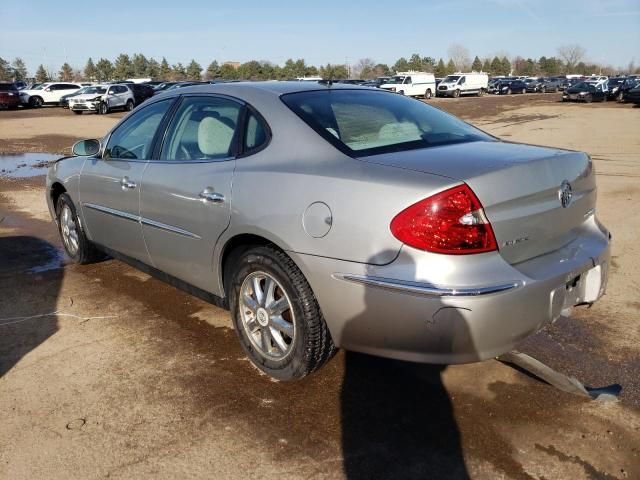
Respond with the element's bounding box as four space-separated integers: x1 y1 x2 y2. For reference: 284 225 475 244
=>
538 77 563 93
615 78 640 102
127 83 155 105
0 82 21 109
152 81 181 93
59 87 89 108
562 81 607 103
524 77 544 93
625 85 640 105
496 79 528 94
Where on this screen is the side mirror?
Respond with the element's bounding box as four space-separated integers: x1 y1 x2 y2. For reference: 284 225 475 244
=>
44 87 52 92
72 139 101 157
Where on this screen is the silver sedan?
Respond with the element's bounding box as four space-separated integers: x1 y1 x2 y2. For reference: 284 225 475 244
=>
46 82 611 380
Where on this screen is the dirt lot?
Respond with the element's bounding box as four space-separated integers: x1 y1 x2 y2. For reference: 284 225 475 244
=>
1 94 639 479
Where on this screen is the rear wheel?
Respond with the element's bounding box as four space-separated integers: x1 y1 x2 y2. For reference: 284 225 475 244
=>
477 89 484 97
424 89 432 100
229 246 336 381
56 193 102 264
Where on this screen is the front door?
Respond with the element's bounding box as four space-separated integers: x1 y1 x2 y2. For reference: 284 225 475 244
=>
79 98 174 261
139 95 243 294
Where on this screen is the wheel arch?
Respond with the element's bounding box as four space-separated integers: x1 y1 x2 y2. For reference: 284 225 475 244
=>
50 181 67 213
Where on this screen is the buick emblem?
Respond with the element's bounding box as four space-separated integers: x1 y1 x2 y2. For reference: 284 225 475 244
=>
558 180 573 208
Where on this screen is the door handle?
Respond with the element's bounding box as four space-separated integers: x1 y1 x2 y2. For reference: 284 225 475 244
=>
120 176 137 190
199 187 225 204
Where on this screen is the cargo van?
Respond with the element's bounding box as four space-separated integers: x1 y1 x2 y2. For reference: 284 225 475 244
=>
380 72 436 99
437 72 489 97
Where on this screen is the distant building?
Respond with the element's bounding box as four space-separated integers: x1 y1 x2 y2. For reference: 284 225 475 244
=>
223 61 241 70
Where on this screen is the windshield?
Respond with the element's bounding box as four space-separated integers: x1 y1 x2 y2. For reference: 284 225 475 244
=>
85 87 107 94
572 82 591 90
443 75 460 83
32 84 45 90
385 76 406 85
282 89 492 157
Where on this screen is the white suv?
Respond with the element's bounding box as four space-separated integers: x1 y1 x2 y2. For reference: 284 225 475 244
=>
20 82 83 107
68 84 135 115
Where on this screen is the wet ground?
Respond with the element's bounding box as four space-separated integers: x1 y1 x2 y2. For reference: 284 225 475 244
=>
1 95 639 479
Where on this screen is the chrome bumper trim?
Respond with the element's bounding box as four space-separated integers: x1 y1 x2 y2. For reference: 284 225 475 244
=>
333 273 523 297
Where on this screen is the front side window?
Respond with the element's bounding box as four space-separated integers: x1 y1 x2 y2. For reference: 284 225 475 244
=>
282 89 492 157
161 96 241 161
104 99 173 160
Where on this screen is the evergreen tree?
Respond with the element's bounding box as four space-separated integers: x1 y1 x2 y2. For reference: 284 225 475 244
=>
35 64 49 83
171 63 186 80
12 58 28 80
393 57 409 73
84 57 97 80
113 54 134 80
186 60 202 80
58 62 74 81
132 53 149 78
482 58 491 72
490 56 502 75
159 57 171 80
434 58 446 77
446 59 456 75
204 61 220 80
219 63 239 79
319 63 348 79
95 58 114 82
146 58 160 79
0 57 11 81
500 56 511 75
471 56 483 71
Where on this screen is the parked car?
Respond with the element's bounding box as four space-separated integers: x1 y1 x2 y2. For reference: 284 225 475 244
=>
60 87 91 108
437 72 489 97
0 83 21 109
625 85 640 105
152 82 180 92
562 81 607 103
68 84 135 114
538 77 563 93
615 78 640 102
380 72 436 99
497 79 528 94
46 82 611 381
128 83 155 105
165 81 207 91
524 77 544 93
19 82 83 107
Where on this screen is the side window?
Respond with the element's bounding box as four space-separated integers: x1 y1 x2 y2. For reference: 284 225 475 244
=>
104 99 173 160
107 87 115 95
243 111 268 153
459 77 466 85
162 96 241 161
404 77 412 84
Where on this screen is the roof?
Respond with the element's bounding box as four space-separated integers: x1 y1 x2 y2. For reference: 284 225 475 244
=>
165 80 373 98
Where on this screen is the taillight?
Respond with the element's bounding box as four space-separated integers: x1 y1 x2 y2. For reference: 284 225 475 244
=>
390 184 498 254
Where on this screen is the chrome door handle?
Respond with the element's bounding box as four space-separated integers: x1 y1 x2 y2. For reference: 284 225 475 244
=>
199 187 225 204
120 176 137 190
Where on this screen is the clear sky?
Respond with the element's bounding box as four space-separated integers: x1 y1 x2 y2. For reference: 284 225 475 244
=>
1 0 639 75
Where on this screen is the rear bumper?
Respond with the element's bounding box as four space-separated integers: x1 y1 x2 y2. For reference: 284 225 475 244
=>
289 215 611 364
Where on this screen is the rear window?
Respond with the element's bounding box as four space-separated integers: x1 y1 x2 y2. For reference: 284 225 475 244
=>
0 84 17 91
281 89 492 157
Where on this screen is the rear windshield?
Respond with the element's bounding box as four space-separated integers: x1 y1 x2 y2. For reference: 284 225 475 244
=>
281 89 492 157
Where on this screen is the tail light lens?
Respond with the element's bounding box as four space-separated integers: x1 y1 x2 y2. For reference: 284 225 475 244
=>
390 184 498 254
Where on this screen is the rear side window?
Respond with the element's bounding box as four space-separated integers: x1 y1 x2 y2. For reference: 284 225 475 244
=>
282 89 492 157
243 111 268 152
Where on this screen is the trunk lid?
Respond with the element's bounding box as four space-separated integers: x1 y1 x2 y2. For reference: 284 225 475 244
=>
360 140 596 264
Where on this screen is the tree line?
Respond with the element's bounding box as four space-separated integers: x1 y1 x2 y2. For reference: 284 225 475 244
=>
1 44 637 84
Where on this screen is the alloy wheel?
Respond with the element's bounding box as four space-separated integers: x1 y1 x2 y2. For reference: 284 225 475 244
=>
60 204 79 256
239 271 296 360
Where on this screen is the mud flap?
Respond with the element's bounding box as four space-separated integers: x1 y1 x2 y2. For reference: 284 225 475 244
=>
497 351 621 401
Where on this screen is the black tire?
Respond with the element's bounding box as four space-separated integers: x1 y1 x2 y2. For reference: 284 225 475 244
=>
541 86 547 93
56 193 102 264
554 87 559 93
125 100 134 111
73 110 83 115
521 88 526 94
424 89 432 100
99 102 109 115
507 88 512 95
477 89 484 97
585 94 593 103
229 246 336 381
398 90 405 96
617 92 624 102
453 89 460 98
29 96 43 108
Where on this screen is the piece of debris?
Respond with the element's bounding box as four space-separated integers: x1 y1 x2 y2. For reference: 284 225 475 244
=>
66 418 86 430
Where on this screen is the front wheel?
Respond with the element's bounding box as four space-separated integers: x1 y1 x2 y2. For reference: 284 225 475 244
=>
617 92 624 102
584 94 593 103
507 88 512 95
29 96 43 108
99 102 109 115
125 100 134 111
541 86 547 94
229 246 336 381
453 89 460 98
521 88 526 94
56 193 102 264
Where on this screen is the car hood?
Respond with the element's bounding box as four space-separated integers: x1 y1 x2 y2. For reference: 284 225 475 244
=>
70 93 105 100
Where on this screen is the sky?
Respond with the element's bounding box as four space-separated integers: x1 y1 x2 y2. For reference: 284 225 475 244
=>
1 0 639 75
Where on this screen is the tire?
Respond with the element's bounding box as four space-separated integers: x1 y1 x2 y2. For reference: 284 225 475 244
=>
521 88 526 94
229 246 336 381
554 87 559 93
125 100 134 111
29 96 43 108
99 102 109 115
424 89 432 100
398 90 405 96
453 89 460 98
477 89 484 97
584 94 593 103
507 88 512 95
541 86 547 94
617 92 624 102
56 193 102 264
73 110 83 115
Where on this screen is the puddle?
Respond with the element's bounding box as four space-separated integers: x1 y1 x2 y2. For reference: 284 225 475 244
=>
0 153 62 178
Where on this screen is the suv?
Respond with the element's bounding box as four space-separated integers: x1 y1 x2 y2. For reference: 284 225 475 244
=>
19 82 83 107
69 84 135 114
0 83 21 109
128 83 155 105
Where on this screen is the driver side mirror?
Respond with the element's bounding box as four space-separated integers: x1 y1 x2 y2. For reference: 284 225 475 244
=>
44 87 52 92
72 139 101 157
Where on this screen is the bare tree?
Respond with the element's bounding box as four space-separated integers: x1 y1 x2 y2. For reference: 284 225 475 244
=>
557 44 586 72
352 58 376 79
447 44 470 71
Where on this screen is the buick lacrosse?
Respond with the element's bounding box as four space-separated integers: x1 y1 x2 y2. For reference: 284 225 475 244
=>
46 82 611 380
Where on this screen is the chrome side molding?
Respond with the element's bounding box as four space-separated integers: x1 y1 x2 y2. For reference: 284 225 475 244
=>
333 273 523 297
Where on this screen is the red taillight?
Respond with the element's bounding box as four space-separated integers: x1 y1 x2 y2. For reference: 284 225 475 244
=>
390 184 498 254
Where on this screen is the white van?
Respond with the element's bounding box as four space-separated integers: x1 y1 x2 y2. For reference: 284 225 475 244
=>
380 72 436 99
437 72 489 97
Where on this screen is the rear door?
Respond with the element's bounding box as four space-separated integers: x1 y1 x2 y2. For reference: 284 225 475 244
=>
79 98 175 260
139 95 244 294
